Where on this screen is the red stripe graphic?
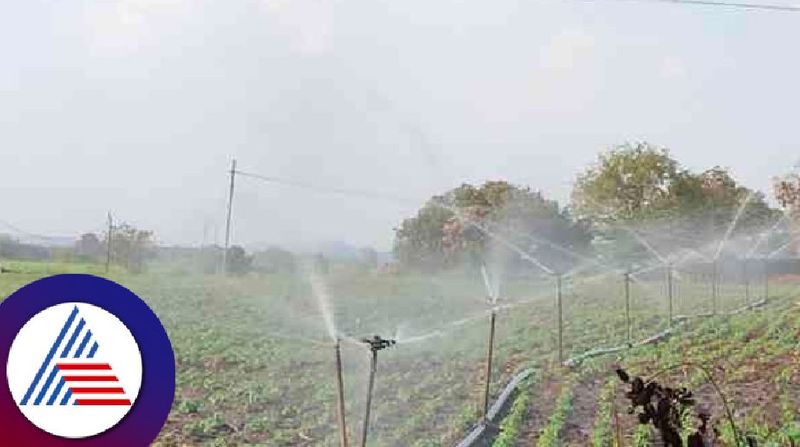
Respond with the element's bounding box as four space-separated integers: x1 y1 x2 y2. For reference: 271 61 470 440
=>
63 376 119 382
57 363 112 370
70 387 126 394
76 399 132 406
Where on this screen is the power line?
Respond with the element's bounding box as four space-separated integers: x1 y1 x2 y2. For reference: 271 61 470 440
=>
0 219 75 242
598 0 800 12
234 170 417 204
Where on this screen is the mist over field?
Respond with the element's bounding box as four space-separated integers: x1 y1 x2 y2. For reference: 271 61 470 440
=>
2 1 800 446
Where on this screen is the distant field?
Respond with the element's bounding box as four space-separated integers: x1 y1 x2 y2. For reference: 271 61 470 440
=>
1 259 797 446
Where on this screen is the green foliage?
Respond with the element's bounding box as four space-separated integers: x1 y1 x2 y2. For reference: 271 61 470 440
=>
590 379 618 447
573 142 681 221
492 379 533 447
394 181 590 271
74 232 104 261
225 245 252 275
572 143 778 229
632 424 651 447
537 380 574 447
107 222 155 273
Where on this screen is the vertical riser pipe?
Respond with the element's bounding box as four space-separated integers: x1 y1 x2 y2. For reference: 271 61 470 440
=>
482 311 497 421
334 342 348 447
361 351 377 447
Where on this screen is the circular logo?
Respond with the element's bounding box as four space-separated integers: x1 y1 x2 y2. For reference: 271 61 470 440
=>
7 303 143 438
0 274 175 446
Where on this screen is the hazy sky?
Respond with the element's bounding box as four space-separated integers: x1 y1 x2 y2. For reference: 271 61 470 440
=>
1 0 799 250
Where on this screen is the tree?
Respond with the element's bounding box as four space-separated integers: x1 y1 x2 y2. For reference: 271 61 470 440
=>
225 245 253 275
572 143 684 221
774 173 800 256
106 223 155 273
394 181 591 272
573 144 777 238
74 233 104 261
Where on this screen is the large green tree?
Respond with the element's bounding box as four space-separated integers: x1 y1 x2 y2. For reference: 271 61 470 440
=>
572 143 778 263
393 181 590 272
573 143 775 226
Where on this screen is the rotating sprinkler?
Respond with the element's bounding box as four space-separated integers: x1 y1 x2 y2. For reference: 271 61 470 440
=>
359 335 396 447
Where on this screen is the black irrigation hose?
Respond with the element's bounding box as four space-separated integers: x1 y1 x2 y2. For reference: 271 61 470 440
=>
455 295 773 446
455 368 535 447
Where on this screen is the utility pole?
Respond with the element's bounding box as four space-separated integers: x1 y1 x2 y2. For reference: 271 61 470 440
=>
105 212 113 274
222 159 237 274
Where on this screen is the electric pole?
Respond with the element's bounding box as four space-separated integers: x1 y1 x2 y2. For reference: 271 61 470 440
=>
222 159 237 274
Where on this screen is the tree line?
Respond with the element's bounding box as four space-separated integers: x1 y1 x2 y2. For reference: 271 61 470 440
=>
394 143 797 272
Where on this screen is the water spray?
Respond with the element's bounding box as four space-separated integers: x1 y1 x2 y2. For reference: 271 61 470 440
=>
360 335 396 447
333 340 348 447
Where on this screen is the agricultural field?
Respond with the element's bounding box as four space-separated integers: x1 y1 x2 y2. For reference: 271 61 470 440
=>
1 259 797 446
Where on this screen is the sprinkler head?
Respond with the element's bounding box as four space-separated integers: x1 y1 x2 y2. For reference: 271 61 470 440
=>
360 335 396 352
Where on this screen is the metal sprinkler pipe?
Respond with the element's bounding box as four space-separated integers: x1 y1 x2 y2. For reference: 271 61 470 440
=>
711 260 718 315
482 309 497 421
764 258 770 303
359 335 396 447
743 258 750 306
334 340 348 447
666 263 674 328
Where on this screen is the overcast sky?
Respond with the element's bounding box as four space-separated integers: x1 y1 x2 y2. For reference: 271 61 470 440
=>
1 0 798 250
